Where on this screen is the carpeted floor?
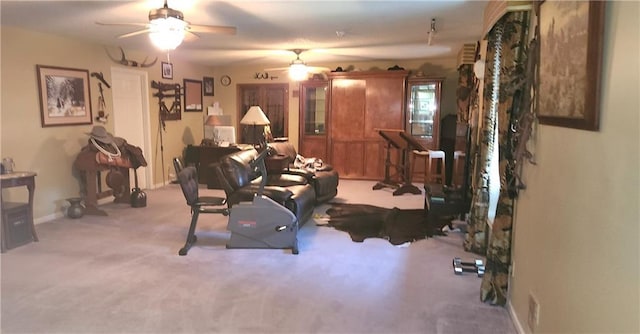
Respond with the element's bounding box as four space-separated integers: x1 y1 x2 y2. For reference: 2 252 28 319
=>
1 180 516 334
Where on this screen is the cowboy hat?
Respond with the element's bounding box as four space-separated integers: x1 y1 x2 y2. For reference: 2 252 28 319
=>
86 125 114 144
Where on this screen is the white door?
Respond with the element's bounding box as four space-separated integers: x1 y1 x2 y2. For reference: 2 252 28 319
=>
110 67 153 190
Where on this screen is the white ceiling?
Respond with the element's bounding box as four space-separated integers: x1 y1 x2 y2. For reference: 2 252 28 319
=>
0 0 487 68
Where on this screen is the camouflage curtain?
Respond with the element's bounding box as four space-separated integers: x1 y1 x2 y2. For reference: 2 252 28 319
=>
464 12 531 305
456 63 474 123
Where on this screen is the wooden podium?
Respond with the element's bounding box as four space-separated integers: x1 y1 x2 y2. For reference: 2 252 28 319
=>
372 129 421 196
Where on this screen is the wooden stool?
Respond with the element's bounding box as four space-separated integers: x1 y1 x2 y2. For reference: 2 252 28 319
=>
427 150 446 184
411 150 446 184
453 150 466 187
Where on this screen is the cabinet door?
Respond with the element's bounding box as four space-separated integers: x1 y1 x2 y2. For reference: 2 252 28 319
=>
328 71 407 180
299 81 328 159
406 79 442 150
329 78 367 178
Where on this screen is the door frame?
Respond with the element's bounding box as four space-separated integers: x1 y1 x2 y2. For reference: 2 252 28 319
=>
237 83 289 143
110 67 153 189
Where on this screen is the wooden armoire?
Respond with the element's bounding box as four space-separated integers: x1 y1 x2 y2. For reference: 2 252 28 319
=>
326 70 409 180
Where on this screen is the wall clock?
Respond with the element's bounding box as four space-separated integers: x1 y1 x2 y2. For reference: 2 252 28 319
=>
220 75 231 86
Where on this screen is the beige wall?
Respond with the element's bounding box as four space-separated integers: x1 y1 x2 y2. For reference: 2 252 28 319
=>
2 3 638 332
509 2 639 333
212 58 459 148
1 25 460 223
1 26 215 221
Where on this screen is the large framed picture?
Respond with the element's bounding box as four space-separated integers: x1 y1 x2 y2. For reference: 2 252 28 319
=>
36 65 92 127
203 76 214 96
536 0 605 131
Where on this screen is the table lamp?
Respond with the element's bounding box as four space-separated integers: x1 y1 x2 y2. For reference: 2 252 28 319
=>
240 106 270 147
204 115 231 145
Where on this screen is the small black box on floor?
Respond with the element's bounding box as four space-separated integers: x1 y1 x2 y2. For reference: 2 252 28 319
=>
2 202 34 251
424 183 469 220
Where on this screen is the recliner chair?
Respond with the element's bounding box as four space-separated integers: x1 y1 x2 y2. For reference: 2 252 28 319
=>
267 141 339 203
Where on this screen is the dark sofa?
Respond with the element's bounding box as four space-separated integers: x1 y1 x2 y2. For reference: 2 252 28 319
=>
267 141 339 203
215 148 316 225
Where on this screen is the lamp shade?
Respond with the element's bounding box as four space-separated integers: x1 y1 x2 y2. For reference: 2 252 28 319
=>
205 115 232 126
240 106 270 125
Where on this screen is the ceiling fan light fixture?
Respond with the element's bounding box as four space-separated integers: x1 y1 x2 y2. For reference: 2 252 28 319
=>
149 16 186 50
289 63 308 81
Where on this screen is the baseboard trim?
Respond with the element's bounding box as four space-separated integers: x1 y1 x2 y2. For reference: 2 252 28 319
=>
35 196 118 224
508 300 526 334
35 212 63 224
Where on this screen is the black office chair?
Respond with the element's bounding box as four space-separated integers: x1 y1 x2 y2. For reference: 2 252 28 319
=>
177 166 229 256
172 157 184 184
173 157 184 174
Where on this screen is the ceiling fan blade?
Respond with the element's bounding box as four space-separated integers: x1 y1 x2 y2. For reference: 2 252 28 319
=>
118 29 151 39
96 21 149 27
264 66 290 72
184 31 199 42
307 66 331 73
188 24 237 35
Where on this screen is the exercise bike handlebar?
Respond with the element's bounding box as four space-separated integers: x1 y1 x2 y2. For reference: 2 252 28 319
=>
250 145 274 197
249 145 273 169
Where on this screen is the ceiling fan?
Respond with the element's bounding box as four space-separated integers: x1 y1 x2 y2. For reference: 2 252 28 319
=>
265 49 331 81
96 0 237 51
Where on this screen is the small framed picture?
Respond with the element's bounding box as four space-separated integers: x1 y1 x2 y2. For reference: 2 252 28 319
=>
161 62 173 79
203 76 214 96
36 65 93 127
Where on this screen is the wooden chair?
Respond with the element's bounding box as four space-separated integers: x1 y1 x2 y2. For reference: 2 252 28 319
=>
177 166 228 256
411 149 446 184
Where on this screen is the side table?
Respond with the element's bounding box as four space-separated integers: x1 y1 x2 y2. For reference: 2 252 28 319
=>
1 171 39 252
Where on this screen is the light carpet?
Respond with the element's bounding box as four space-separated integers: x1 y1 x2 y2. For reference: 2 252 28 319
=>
1 180 516 334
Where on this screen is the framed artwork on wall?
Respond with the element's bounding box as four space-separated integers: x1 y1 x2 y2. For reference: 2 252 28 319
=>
161 62 173 79
203 76 214 96
536 0 605 131
183 79 203 112
36 65 93 127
